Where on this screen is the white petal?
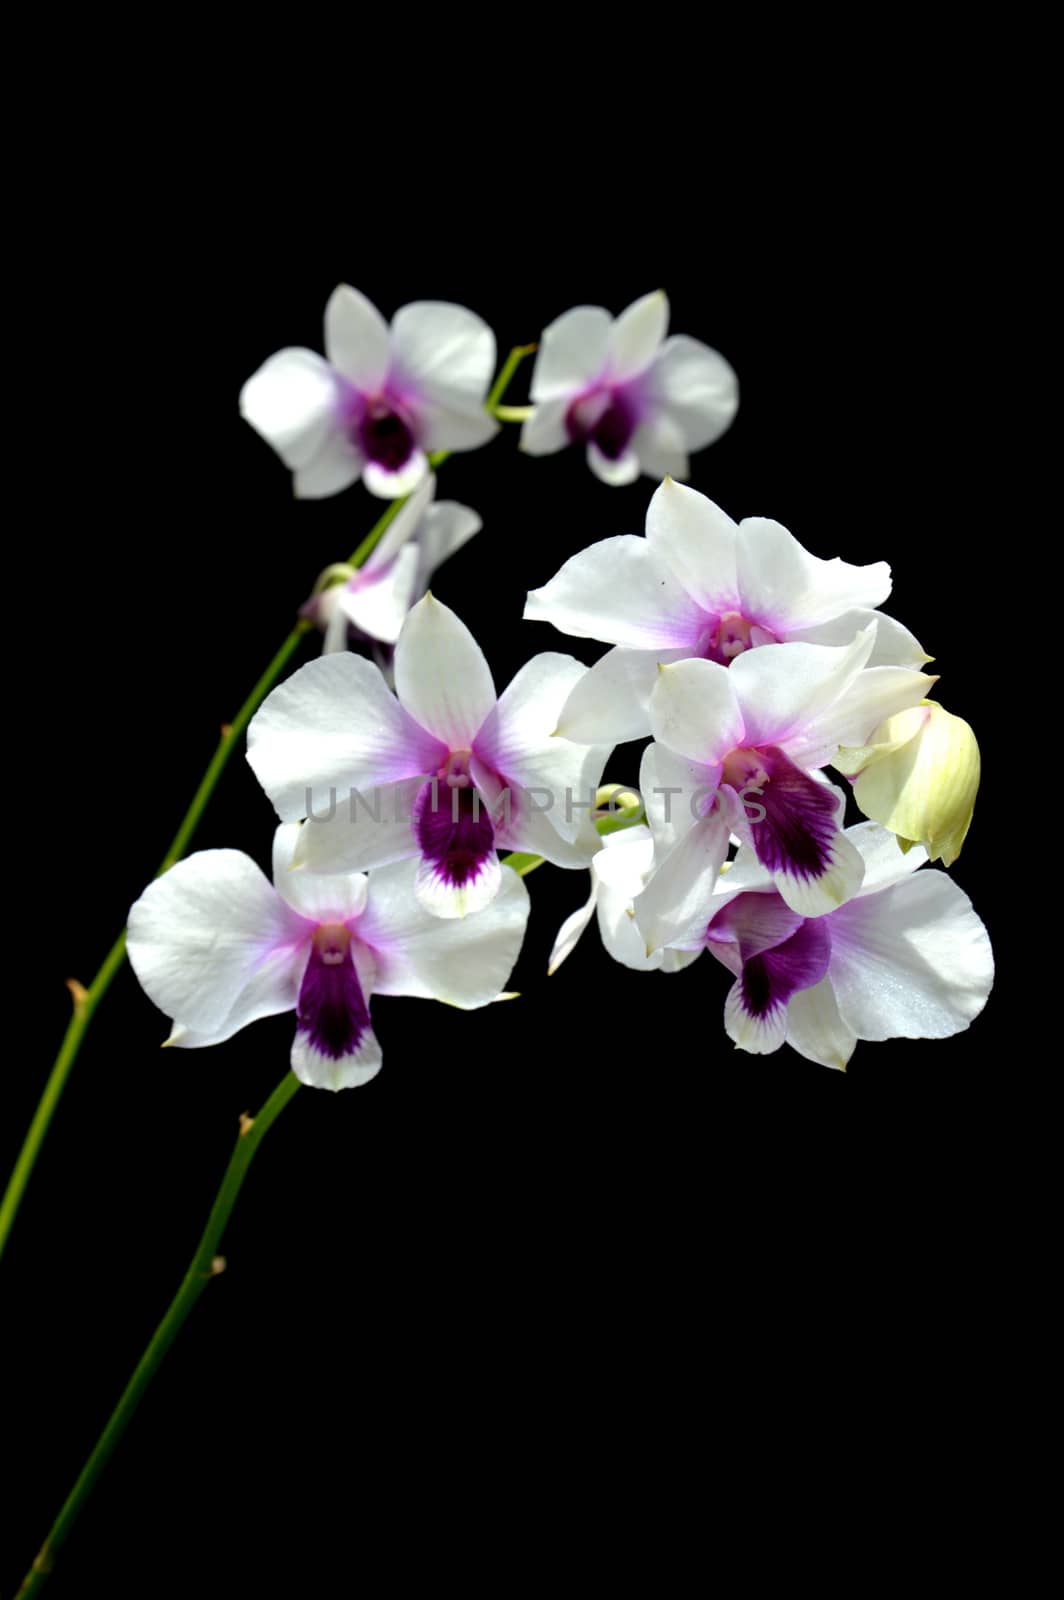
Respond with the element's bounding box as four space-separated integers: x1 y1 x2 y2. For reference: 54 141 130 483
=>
729 629 875 754
609 290 669 379
394 594 496 748
634 816 730 953
555 647 664 745
630 413 689 480
737 518 891 632
645 478 740 611
127 851 306 1034
794 666 935 770
363 472 436 572
786 607 929 668
247 652 447 822
415 848 502 920
648 657 744 765
272 823 369 921
548 882 598 975
239 348 339 470
479 651 586 750
362 858 530 1005
847 820 928 895
640 741 722 857
292 775 423 875
784 979 857 1071
592 824 656 893
362 448 430 500
391 301 496 410
524 536 704 649
828 871 994 1041
587 442 640 485
648 334 739 449
519 398 571 456
293 431 364 499
339 545 420 644
530 306 611 402
415 400 499 454
162 947 305 1050
323 284 390 390
292 1024 383 1092
414 501 482 588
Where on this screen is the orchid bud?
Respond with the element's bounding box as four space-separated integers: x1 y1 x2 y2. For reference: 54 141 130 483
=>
835 702 980 867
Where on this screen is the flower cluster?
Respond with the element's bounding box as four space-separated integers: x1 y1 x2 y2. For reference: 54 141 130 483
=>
127 283 992 1086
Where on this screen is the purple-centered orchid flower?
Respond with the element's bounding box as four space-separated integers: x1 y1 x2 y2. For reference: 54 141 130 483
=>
519 292 738 486
525 478 930 744
239 285 499 500
126 828 530 1091
548 823 700 977
247 595 611 920
300 473 482 653
684 822 994 1068
634 626 934 945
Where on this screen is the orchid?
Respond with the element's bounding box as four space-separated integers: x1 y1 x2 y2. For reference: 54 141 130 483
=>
687 823 993 1068
548 823 699 976
634 626 934 947
835 700 980 866
240 285 499 499
247 595 610 919
301 474 482 653
526 478 929 744
520 292 738 486
126 827 530 1091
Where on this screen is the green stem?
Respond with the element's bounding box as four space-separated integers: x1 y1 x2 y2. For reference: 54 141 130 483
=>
0 343 536 1265
16 1072 301 1597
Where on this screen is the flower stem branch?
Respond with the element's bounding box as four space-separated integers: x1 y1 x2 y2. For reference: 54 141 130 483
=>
16 1071 301 1597
0 343 537 1263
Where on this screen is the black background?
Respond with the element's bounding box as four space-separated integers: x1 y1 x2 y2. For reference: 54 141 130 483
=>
5 182 1015 1593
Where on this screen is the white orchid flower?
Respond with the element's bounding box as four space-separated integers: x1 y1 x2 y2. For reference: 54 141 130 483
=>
240 285 499 500
526 479 929 744
302 474 482 652
634 626 934 946
126 829 530 1091
548 823 700 977
690 822 993 1069
247 596 611 920
520 291 737 485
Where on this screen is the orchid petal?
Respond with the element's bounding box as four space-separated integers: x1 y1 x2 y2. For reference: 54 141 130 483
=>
530 306 611 402
648 334 739 449
248 652 447 822
645 478 740 612
609 290 669 379
127 850 306 1034
323 285 390 390
525 536 704 649
394 595 496 748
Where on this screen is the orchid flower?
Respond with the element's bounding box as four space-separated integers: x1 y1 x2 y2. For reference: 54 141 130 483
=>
526 478 929 744
548 823 699 976
240 285 499 500
247 595 611 919
126 828 530 1090
301 474 482 653
686 822 993 1069
520 292 738 486
634 626 934 946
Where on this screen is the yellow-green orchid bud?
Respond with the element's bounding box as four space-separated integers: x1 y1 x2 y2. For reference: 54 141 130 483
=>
834 702 979 866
